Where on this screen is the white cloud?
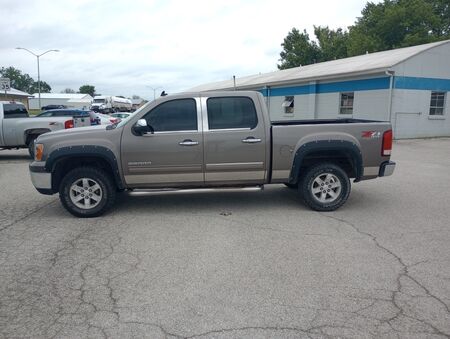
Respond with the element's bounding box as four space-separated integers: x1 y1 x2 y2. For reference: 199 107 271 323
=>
0 0 377 99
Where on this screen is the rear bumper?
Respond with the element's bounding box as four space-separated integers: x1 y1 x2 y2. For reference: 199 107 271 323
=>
379 161 396 177
29 163 54 195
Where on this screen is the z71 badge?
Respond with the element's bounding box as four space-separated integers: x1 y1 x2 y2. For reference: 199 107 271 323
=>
361 131 381 139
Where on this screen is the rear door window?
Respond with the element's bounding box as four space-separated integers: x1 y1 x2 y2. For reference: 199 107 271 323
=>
206 97 257 130
3 104 29 118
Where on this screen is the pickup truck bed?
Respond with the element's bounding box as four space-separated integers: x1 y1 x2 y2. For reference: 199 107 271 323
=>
29 91 395 217
0 101 73 157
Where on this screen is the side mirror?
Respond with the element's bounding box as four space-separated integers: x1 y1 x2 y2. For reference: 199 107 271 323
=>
133 119 154 135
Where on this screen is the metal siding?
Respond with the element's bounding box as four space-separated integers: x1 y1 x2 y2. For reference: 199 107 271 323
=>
393 42 450 79
353 90 390 121
391 89 450 138
316 93 340 119
395 76 450 91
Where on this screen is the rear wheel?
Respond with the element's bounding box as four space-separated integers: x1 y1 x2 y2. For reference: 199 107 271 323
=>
299 163 350 211
59 167 116 217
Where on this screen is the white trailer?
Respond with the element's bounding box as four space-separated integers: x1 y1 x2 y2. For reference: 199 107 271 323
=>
91 96 132 113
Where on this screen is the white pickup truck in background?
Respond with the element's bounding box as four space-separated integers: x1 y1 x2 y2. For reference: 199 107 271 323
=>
0 101 74 157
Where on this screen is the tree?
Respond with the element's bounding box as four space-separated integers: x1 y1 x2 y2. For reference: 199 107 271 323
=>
426 0 450 37
61 88 75 93
314 26 349 61
0 66 34 93
278 28 320 69
277 0 450 68
0 66 52 93
347 0 448 56
30 81 51 93
79 85 95 97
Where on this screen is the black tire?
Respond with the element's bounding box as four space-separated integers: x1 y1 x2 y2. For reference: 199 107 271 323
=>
59 166 116 218
27 136 37 159
299 162 350 211
284 183 297 189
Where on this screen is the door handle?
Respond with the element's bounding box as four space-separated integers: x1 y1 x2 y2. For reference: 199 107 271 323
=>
179 139 199 146
242 137 262 144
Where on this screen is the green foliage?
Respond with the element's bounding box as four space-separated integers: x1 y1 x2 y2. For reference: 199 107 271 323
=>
347 0 445 56
0 66 53 94
79 85 95 97
314 26 349 61
278 28 320 69
30 81 51 93
278 0 450 68
61 88 76 93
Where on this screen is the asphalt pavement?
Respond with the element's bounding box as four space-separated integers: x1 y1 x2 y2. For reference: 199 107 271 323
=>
1 138 449 339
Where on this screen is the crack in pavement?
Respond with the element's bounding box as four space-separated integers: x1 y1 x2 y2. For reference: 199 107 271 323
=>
322 213 450 338
0 198 58 232
2 196 449 338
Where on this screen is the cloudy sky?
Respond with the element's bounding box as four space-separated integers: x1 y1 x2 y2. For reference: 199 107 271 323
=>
0 0 379 99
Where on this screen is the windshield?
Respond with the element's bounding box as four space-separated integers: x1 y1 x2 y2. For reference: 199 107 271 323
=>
93 99 105 103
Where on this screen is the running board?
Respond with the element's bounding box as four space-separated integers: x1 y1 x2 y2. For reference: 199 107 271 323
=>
128 185 264 194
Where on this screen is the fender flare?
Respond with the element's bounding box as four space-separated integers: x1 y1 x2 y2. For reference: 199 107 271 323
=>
45 145 124 189
289 140 363 184
23 128 52 144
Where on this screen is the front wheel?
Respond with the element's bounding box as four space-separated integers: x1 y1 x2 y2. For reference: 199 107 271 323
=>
59 167 116 218
299 163 350 211
28 136 38 159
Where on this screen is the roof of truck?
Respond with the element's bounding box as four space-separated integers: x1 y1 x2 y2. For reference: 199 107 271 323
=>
189 39 450 91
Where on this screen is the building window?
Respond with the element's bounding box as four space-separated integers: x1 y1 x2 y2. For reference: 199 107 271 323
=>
429 91 446 116
340 92 354 115
282 96 294 114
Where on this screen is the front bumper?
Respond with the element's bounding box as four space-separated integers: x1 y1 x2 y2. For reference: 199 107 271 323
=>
379 161 396 177
29 163 54 195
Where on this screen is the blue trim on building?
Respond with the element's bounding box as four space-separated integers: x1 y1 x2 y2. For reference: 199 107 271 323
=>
257 75 450 97
394 76 450 91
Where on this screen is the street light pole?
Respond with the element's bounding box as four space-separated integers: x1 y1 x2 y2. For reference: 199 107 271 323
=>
16 47 59 109
147 86 162 100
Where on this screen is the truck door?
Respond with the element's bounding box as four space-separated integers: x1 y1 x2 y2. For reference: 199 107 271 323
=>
120 98 204 187
202 95 267 185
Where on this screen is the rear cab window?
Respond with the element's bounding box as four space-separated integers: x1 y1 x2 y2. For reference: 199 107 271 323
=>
206 97 258 130
3 103 29 118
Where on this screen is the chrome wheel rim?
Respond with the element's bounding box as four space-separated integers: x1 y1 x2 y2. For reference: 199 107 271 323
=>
69 178 102 209
311 173 342 204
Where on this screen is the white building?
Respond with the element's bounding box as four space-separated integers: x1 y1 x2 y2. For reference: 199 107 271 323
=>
29 93 93 110
189 40 450 139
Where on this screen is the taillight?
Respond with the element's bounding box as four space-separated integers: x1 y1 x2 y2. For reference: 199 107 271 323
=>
65 119 74 129
110 118 120 124
382 129 393 156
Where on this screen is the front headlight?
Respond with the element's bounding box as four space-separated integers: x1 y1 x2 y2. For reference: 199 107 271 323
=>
35 143 44 161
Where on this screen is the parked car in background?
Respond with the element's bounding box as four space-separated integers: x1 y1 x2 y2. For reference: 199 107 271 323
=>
41 104 67 111
36 109 101 126
111 112 132 120
96 112 121 125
